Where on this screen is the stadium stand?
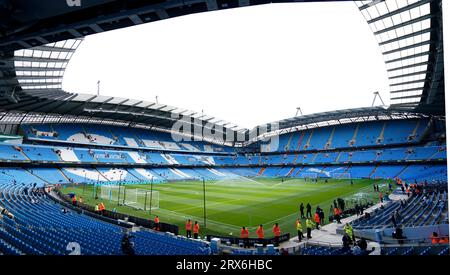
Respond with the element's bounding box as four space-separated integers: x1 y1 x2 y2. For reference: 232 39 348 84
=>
0 179 211 255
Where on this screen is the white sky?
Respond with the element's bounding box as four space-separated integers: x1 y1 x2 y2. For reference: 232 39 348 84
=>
63 2 390 129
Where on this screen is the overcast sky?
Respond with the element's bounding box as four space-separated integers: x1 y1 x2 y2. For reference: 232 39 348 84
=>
63 2 390 129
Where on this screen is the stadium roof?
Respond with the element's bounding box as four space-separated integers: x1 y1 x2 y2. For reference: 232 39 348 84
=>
356 0 444 114
0 0 445 144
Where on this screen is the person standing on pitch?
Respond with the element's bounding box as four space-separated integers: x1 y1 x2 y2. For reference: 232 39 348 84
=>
272 223 281 247
299 203 305 219
186 219 192 238
241 226 250 248
193 221 200 239
256 224 264 244
306 203 312 218
296 219 304 242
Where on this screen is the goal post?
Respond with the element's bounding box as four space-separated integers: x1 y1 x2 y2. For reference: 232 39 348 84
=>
123 188 159 211
332 172 352 180
331 172 353 184
302 173 318 179
100 184 125 202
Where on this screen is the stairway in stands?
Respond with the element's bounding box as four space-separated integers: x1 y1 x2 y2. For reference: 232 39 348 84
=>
368 164 379 179
377 122 386 144
395 165 410 178
324 127 335 149
14 146 31 161
285 133 295 151
295 132 306 151
349 124 360 146
303 129 314 150
258 167 266 176
286 167 296 177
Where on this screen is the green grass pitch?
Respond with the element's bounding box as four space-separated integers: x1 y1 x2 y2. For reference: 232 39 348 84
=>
61 177 391 238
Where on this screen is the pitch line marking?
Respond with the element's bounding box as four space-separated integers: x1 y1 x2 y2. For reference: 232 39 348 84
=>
171 198 242 212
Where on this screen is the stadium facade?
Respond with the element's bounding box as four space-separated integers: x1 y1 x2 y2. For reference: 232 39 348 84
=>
0 0 448 256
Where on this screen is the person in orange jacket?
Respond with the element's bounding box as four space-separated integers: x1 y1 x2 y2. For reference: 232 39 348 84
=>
193 221 200 239
185 219 192 238
99 202 105 215
241 226 250 248
314 212 320 229
71 195 77 206
256 224 264 244
272 223 281 247
439 235 449 244
334 207 342 224
431 232 440 245
154 215 160 231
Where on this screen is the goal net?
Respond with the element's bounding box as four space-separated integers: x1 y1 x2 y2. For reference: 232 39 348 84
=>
123 188 159 211
332 173 352 180
302 173 318 179
100 184 125 202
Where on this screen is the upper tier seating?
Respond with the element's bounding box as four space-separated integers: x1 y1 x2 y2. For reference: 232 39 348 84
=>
265 119 430 152
21 124 231 153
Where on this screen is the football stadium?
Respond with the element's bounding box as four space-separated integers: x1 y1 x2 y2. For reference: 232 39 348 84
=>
0 0 448 258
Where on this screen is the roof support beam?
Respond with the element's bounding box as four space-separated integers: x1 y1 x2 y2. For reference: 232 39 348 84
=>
391 94 423 100
388 70 429 79
359 0 383 11
387 61 431 72
15 76 62 80
390 87 424 93
385 51 431 63
379 28 432 46
374 14 433 35
367 0 431 24
390 79 426 87
14 67 65 72
18 82 61 87
13 56 70 63
31 45 77 52
382 41 432 55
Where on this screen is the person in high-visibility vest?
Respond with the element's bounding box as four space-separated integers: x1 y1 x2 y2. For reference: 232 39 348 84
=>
272 223 281 247
314 212 320 230
256 224 264 243
94 204 99 214
344 223 355 243
79 197 83 204
154 215 160 231
193 221 200 239
241 226 250 248
305 218 314 239
295 219 304 242
186 219 192 238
